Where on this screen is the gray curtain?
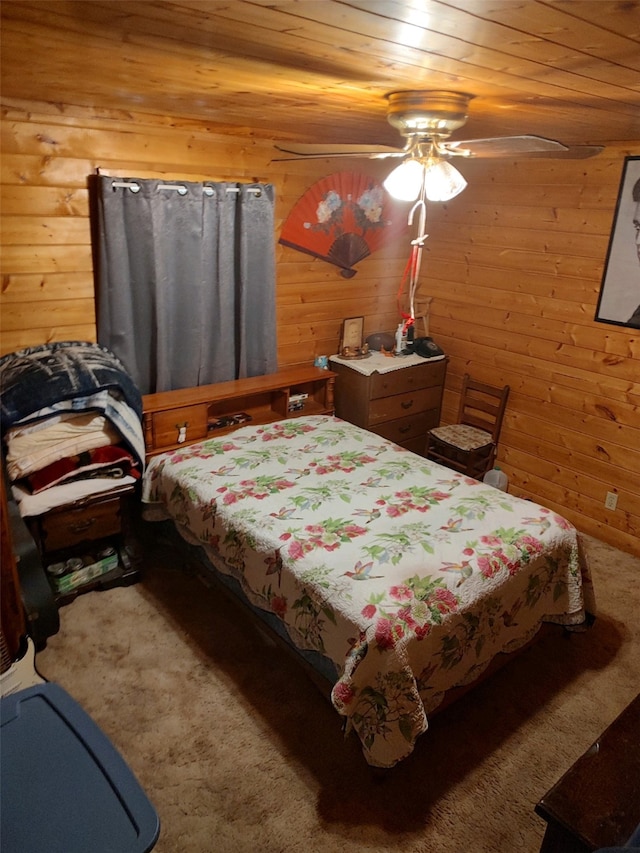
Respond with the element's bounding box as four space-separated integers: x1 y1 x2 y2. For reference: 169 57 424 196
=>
95 176 277 395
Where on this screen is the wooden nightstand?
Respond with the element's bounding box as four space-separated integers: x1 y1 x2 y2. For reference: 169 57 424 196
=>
26 482 139 605
330 354 447 456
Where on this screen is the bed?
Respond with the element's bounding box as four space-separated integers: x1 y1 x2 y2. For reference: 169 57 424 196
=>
141 413 595 768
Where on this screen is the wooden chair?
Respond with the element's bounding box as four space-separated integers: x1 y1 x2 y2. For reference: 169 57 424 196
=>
398 295 432 338
413 295 432 337
426 374 510 479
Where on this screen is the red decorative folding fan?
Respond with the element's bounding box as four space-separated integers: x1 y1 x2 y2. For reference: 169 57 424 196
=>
279 172 407 278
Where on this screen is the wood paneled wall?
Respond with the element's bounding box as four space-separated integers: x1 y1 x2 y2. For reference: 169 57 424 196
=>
0 97 405 357
1 98 638 555
427 151 639 556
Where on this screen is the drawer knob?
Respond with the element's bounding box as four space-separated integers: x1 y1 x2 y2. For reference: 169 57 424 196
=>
399 424 411 434
401 399 414 410
70 517 96 533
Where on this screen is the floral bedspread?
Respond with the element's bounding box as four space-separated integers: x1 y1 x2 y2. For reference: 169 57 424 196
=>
142 415 595 768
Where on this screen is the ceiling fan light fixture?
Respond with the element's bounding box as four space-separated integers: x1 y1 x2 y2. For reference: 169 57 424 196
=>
383 158 424 201
424 159 467 201
385 90 473 137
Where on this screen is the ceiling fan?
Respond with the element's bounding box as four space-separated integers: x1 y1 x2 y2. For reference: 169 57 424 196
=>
276 91 603 324
274 90 603 201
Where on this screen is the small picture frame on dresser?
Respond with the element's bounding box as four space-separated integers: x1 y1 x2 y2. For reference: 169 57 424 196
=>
341 316 364 352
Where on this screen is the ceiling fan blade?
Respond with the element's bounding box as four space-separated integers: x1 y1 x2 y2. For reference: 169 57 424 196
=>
514 145 605 159
444 135 568 157
273 143 405 161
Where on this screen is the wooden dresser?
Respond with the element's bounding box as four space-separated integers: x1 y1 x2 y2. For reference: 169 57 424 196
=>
142 366 336 457
330 355 447 456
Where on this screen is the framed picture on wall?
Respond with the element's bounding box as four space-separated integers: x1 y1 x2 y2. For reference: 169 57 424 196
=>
594 155 640 329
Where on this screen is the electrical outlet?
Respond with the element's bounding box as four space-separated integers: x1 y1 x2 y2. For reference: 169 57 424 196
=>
605 491 618 511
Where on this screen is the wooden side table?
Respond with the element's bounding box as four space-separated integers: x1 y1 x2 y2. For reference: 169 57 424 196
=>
535 693 640 852
26 482 139 605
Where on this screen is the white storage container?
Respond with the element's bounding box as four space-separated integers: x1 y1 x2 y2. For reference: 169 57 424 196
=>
483 466 508 491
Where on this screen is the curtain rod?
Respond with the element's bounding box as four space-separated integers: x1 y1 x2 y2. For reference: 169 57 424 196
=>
110 181 262 195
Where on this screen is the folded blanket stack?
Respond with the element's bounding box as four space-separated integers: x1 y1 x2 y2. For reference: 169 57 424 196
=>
0 342 144 518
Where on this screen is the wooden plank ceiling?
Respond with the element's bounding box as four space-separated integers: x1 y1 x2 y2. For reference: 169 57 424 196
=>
2 0 640 149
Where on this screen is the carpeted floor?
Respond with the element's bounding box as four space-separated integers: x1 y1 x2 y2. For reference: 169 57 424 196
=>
37 531 639 853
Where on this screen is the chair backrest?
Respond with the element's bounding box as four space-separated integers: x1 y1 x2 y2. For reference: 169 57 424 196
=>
456 374 510 443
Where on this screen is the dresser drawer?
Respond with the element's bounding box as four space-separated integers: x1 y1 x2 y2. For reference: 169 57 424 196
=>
371 411 432 445
370 360 446 399
151 404 208 450
37 492 128 552
368 385 444 426
369 390 425 425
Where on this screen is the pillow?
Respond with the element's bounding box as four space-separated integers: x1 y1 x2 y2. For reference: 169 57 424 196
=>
5 412 120 481
27 445 140 494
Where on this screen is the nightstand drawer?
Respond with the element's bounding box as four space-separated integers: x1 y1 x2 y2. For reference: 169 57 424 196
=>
37 492 128 552
151 404 208 450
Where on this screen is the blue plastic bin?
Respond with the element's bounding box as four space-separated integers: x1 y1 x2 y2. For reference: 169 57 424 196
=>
1 683 160 853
